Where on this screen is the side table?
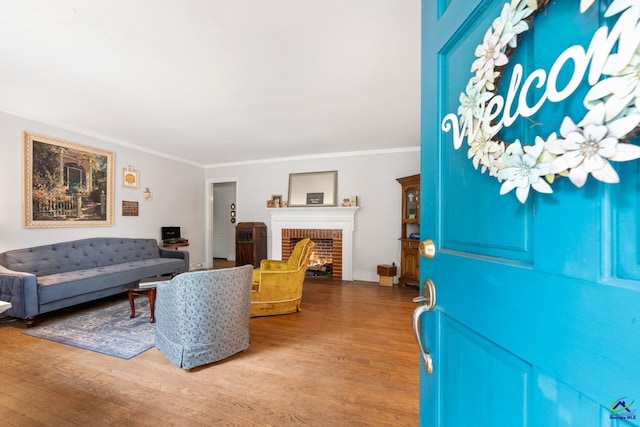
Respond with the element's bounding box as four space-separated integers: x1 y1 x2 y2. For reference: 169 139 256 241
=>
162 243 189 250
123 281 167 323
377 264 397 287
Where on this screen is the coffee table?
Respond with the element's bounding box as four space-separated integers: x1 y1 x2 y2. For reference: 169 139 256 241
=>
0 300 11 314
123 281 167 323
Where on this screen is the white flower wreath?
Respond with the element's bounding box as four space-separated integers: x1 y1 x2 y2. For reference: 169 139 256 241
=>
442 0 640 203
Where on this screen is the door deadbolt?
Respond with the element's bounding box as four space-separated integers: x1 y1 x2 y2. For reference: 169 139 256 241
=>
419 239 436 259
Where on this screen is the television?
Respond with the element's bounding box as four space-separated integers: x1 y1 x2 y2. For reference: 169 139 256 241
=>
161 226 181 241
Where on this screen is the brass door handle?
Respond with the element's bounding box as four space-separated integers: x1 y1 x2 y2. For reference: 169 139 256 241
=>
412 278 436 374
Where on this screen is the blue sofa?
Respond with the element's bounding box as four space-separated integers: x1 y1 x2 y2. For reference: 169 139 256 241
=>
0 237 189 326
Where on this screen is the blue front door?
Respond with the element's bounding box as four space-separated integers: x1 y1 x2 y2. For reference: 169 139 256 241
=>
419 1 640 425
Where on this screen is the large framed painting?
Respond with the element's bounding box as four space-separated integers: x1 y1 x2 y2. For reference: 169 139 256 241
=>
23 131 115 228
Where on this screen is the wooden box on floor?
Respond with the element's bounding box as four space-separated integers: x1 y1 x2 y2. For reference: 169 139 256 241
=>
377 264 397 287
379 276 394 286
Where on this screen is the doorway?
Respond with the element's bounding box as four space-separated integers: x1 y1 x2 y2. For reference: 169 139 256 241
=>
209 180 237 269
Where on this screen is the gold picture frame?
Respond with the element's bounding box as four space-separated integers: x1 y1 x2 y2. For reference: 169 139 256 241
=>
23 131 115 228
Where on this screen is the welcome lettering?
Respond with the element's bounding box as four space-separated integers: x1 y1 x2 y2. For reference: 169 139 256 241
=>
442 7 639 148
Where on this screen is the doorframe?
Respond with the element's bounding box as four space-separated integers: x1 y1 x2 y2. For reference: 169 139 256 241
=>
204 177 238 269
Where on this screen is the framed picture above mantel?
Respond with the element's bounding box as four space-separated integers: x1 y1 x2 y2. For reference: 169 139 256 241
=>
288 170 337 207
23 131 115 228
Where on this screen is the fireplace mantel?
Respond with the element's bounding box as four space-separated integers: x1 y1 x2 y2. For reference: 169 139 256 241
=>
268 207 359 280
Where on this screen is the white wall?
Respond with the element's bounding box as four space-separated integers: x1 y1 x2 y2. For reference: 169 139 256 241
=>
204 149 420 282
0 111 206 268
0 108 419 280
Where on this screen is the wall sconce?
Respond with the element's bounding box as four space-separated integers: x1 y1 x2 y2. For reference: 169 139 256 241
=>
143 187 153 201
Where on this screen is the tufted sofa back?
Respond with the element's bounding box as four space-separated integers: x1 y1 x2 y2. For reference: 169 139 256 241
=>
0 238 162 276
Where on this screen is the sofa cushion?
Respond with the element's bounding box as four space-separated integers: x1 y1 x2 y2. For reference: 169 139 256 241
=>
37 258 184 304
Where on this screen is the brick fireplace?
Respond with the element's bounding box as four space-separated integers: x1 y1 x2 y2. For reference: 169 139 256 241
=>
268 207 358 281
282 228 342 279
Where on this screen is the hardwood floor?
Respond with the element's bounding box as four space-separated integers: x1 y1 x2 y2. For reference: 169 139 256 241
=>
0 277 420 426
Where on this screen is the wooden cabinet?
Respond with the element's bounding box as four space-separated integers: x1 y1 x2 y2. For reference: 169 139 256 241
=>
235 222 267 268
400 238 420 285
397 174 420 286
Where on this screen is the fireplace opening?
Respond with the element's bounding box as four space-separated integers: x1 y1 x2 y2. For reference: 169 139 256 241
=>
300 238 333 276
284 229 342 279
307 259 333 276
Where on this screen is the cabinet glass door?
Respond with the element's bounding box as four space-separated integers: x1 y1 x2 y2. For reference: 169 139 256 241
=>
405 188 419 221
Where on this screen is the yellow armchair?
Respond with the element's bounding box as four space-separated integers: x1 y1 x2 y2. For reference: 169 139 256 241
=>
250 238 315 317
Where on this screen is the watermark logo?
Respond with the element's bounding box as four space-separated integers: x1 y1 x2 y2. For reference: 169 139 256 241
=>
610 397 636 420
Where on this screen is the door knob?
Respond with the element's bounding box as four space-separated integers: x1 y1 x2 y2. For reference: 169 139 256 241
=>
419 239 435 259
412 278 436 374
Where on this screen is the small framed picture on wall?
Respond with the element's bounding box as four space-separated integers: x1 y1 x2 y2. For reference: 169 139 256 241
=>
122 168 139 189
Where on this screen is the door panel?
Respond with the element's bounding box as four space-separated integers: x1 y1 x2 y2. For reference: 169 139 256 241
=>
420 0 640 425
441 315 529 426
615 161 640 279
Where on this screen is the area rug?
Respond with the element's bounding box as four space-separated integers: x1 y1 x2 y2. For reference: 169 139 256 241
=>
22 298 155 359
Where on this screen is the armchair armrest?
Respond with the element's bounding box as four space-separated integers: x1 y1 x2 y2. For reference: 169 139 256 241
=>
159 248 189 272
259 259 291 271
251 267 307 300
0 265 39 319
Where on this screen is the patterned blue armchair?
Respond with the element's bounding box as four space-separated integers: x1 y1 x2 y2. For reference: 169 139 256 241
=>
155 265 253 370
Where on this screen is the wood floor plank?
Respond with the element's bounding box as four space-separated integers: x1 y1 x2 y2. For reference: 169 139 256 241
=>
0 278 419 426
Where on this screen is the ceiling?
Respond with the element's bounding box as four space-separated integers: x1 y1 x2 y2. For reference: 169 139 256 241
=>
0 1 420 167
